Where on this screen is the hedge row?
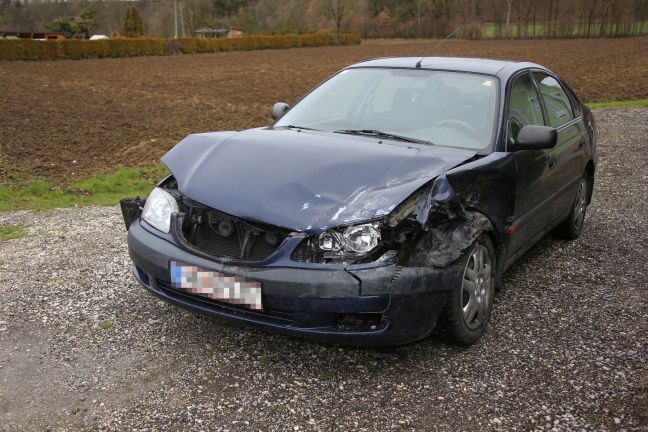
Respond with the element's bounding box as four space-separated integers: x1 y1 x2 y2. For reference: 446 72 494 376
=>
0 32 361 61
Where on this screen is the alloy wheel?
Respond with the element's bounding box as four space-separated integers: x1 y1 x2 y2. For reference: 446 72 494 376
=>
461 244 493 330
573 178 587 231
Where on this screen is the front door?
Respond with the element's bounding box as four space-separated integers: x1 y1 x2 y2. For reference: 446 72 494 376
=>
506 71 561 256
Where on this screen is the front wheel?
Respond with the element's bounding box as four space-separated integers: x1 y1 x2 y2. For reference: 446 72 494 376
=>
439 235 496 345
558 173 589 240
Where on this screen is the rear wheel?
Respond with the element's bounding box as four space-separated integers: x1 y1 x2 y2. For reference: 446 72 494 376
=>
439 235 496 345
558 173 589 240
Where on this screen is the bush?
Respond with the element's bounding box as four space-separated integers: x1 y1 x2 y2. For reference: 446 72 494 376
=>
0 32 361 62
0 39 61 61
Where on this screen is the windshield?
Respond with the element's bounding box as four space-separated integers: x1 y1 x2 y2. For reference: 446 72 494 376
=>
275 68 499 151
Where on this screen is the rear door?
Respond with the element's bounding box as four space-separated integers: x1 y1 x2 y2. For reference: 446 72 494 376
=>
531 72 586 223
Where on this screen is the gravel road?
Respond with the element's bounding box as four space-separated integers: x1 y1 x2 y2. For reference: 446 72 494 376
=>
1 108 646 431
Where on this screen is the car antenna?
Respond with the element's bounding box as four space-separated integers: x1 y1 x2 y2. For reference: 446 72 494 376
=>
415 27 461 69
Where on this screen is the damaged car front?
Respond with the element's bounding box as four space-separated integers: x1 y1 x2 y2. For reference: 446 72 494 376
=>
120 146 488 347
121 57 596 346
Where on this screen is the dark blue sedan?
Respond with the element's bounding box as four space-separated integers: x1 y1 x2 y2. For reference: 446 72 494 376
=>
121 57 597 346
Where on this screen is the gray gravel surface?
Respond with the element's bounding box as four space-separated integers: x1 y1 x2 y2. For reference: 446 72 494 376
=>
1 107 646 431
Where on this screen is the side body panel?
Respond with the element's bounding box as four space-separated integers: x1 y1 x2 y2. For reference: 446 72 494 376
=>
509 146 558 253
444 152 518 283
550 119 587 222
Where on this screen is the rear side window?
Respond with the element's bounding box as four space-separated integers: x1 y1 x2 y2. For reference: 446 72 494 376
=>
564 85 582 117
533 72 575 128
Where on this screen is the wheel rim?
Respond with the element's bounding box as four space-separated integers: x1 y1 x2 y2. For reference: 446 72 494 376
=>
573 178 587 230
461 244 493 330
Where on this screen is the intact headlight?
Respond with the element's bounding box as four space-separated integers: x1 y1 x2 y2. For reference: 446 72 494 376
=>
142 187 178 233
344 224 381 253
318 222 381 256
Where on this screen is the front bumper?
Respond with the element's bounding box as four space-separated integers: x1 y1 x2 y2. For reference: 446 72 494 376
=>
126 219 460 347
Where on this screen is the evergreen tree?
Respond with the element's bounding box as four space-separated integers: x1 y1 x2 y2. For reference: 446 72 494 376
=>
131 6 144 37
123 7 133 37
45 4 96 39
124 6 144 38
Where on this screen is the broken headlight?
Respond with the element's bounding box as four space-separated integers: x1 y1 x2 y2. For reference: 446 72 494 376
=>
318 222 381 257
386 189 424 227
142 187 178 233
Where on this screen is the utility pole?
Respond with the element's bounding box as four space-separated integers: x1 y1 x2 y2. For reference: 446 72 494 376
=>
180 1 186 37
174 0 178 38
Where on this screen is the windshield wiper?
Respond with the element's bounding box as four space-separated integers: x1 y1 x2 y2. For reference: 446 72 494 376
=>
283 125 320 131
334 129 431 145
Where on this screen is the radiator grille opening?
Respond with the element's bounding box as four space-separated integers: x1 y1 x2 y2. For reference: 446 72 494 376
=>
181 206 293 262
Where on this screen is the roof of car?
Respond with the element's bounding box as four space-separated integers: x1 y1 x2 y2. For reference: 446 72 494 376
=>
348 57 544 77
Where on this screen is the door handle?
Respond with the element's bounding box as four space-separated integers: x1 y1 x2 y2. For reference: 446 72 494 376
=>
549 156 558 169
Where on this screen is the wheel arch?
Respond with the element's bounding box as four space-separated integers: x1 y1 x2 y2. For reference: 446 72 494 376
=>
585 160 596 205
404 207 505 290
464 208 504 290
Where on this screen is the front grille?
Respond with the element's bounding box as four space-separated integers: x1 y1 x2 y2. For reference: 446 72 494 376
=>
181 206 292 262
290 239 311 262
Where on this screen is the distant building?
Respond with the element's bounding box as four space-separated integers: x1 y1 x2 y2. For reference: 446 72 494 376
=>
193 28 243 39
0 31 65 40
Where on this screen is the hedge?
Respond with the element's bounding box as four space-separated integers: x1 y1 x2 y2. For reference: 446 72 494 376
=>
0 32 361 62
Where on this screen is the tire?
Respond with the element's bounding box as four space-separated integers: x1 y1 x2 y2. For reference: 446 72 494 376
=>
439 234 496 346
558 173 589 240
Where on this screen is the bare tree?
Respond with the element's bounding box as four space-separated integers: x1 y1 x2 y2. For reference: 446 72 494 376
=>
505 0 512 32
2 0 648 40
326 0 354 32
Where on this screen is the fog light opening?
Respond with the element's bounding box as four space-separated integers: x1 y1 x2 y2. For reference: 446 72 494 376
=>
336 313 386 332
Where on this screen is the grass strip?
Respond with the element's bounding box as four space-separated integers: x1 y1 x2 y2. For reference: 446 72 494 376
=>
586 100 648 109
0 164 169 212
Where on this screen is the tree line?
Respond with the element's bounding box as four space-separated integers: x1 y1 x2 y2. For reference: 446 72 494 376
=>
1 0 647 39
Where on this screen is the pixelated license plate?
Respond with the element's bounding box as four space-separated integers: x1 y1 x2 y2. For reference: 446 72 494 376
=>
169 261 262 310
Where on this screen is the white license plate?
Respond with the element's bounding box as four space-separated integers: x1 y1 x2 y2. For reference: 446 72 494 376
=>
170 261 262 310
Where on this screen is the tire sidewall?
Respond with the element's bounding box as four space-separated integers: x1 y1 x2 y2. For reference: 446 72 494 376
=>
559 172 589 240
440 234 496 345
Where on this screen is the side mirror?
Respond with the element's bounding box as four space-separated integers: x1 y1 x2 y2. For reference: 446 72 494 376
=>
511 125 557 151
271 102 290 120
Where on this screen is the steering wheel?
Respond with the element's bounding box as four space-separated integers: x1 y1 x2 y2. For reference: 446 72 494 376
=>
432 119 476 137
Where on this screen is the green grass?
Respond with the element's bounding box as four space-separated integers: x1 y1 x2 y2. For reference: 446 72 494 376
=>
480 21 648 38
99 321 113 330
586 99 648 109
320 370 333 379
481 23 547 38
0 164 169 212
0 224 30 241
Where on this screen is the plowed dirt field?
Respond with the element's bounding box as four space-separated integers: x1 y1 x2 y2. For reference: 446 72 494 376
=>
1 38 647 186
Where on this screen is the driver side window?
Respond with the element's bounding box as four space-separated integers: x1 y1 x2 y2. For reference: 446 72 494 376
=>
508 73 545 141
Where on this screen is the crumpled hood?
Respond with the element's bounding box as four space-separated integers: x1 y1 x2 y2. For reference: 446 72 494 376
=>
161 128 476 233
